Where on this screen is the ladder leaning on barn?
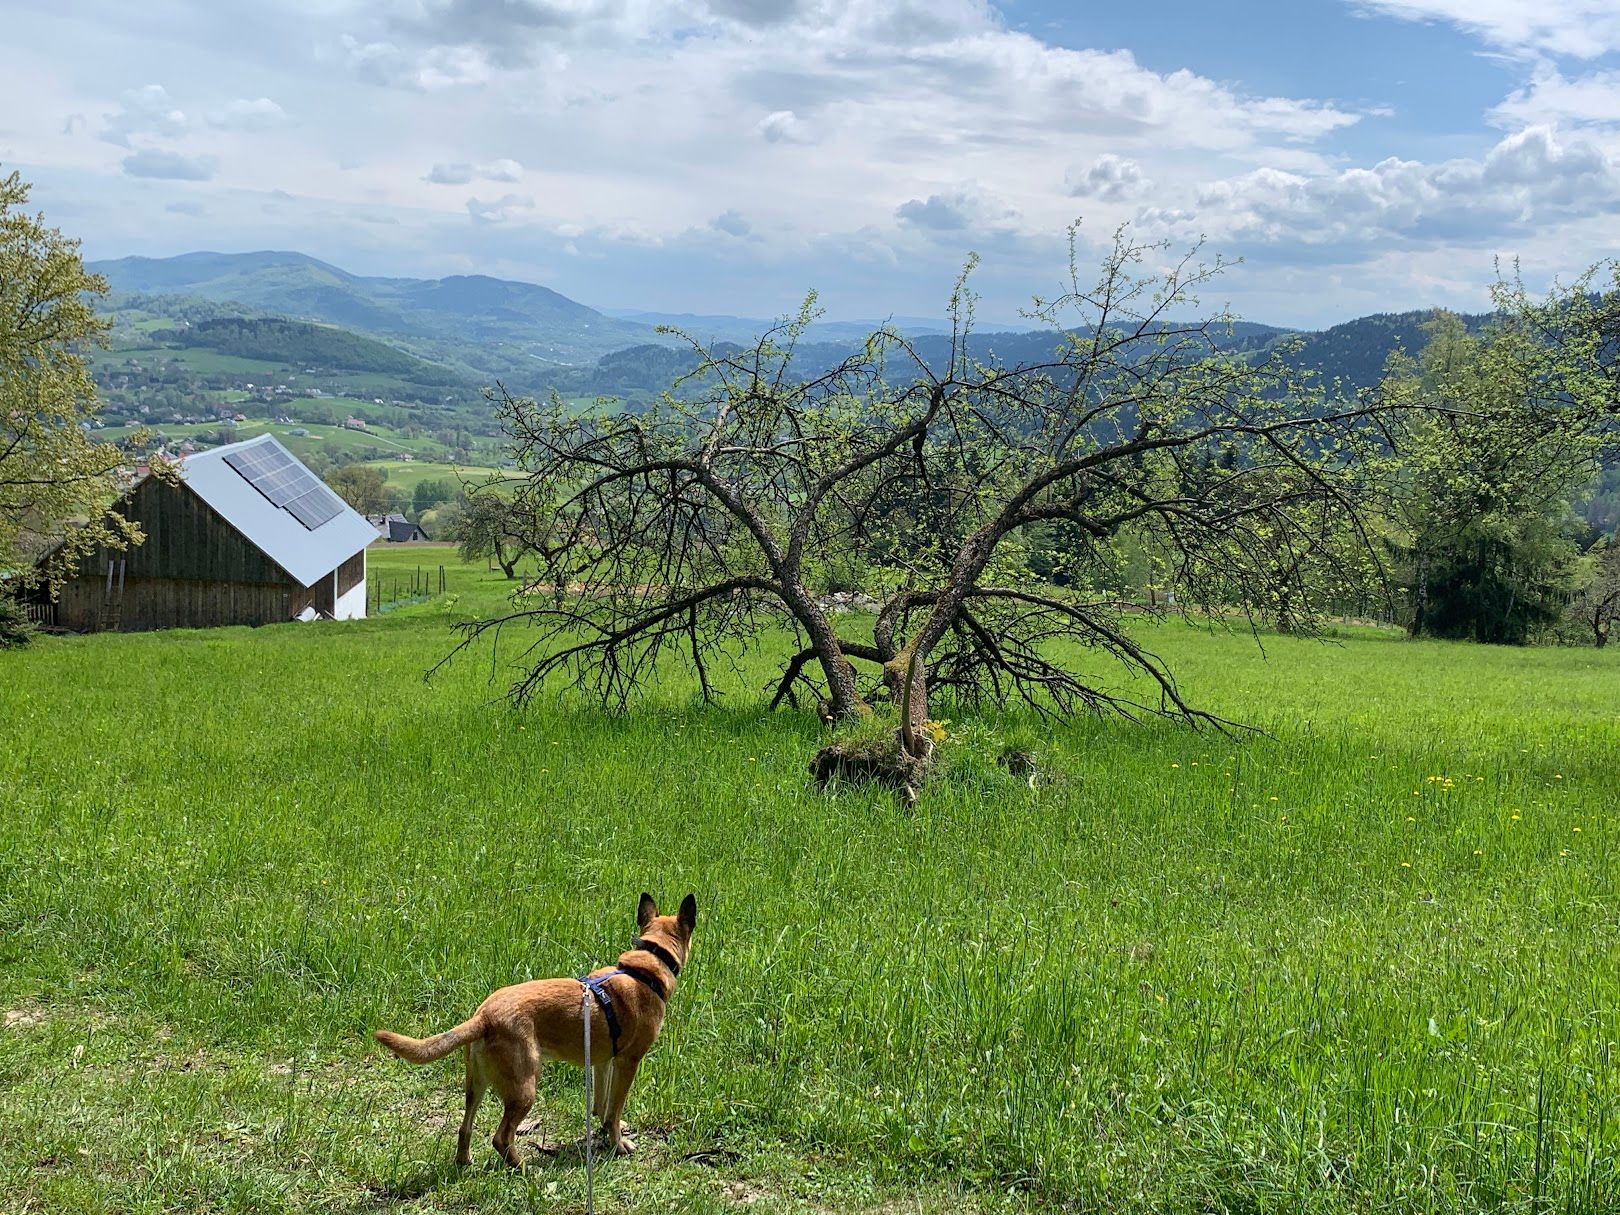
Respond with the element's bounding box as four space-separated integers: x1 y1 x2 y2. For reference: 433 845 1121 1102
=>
98 557 126 632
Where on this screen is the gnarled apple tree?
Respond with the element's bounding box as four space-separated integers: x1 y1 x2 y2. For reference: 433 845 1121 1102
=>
448 231 1400 746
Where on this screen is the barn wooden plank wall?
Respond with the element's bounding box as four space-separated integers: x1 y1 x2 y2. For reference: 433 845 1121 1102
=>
336 551 365 597
70 479 295 584
58 576 294 632
55 478 311 633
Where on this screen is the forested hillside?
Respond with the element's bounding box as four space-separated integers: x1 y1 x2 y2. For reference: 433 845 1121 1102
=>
160 318 466 386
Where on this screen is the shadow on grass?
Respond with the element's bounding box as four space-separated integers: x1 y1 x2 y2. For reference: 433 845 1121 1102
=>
355 1140 615 1210
355 1159 463 1207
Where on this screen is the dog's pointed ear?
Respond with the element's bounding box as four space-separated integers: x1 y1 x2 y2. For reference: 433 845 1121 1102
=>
678 893 697 931
637 892 658 931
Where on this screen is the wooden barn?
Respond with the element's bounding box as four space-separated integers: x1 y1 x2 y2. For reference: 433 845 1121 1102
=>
44 434 377 633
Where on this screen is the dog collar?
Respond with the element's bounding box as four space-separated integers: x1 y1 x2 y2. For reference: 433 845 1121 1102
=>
631 935 683 978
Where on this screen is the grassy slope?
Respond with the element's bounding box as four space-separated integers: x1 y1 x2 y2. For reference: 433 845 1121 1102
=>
98 420 440 460
357 459 508 497
0 555 1615 1213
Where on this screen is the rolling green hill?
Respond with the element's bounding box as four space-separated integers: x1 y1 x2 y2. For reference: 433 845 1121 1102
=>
91 251 668 369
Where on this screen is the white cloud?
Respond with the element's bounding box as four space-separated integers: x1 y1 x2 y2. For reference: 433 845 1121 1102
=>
895 193 972 231
100 84 188 147
427 158 525 184
1351 0 1620 59
895 187 1017 235
427 162 476 184
709 209 751 236
467 192 535 224
208 97 289 131
1491 65 1620 129
482 157 524 182
1067 154 1149 202
339 34 492 90
122 149 218 181
757 109 810 144
1149 125 1618 252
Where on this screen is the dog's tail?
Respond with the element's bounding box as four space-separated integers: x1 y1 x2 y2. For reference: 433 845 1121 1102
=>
373 1014 484 1064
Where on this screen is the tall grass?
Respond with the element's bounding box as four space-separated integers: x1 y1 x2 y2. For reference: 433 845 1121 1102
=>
0 548 1615 1212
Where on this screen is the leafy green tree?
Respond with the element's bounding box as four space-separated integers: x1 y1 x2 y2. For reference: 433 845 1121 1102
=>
1567 543 1620 647
324 464 390 515
452 489 526 579
412 477 456 516
1 169 144 593
1383 312 1593 644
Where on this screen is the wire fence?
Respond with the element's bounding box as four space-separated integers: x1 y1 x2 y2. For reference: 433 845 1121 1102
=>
368 565 447 614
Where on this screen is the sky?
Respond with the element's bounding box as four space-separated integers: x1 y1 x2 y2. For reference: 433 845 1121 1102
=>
2 0 1618 329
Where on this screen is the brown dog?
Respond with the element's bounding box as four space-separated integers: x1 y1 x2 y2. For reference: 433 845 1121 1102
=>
374 892 696 1166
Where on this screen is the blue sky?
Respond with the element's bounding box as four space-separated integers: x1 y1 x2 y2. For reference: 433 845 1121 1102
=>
2 0 1617 328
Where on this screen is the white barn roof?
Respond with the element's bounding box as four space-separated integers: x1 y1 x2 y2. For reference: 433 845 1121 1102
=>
179 433 376 587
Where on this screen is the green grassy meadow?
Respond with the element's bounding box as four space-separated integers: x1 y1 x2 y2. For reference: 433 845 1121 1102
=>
1 549 1616 1213
357 459 508 497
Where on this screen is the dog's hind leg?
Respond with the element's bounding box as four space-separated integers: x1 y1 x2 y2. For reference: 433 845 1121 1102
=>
602 1054 642 1155
456 1044 488 1167
492 1084 536 1169
489 1040 539 1169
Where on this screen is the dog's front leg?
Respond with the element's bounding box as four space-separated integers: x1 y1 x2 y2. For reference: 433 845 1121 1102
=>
593 1058 613 1138
602 1054 642 1155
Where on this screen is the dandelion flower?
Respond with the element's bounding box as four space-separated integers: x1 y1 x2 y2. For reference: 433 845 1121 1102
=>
1401 862 1412 868
1171 763 1180 769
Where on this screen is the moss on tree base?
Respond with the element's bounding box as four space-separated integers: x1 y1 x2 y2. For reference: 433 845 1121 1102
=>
808 728 935 805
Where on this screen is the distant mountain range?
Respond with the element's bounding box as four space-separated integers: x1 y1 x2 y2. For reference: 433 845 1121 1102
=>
599 309 958 346
90 249 1488 402
90 250 666 371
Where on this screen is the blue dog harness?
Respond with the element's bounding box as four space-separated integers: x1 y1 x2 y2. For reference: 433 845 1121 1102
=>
576 935 681 1058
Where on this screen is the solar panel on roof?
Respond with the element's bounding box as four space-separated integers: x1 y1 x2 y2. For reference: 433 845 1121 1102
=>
224 443 346 532
285 485 344 530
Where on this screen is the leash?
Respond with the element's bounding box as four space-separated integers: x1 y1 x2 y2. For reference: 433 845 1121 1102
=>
580 982 595 1215
575 940 677 1212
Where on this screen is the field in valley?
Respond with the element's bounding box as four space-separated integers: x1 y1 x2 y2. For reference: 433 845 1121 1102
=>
1 548 1616 1213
